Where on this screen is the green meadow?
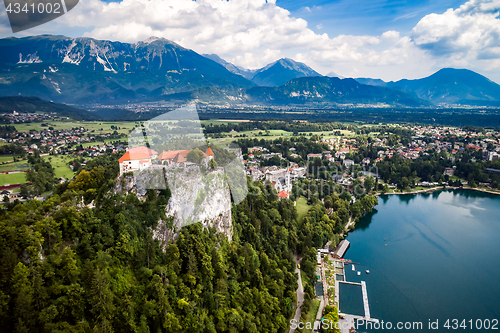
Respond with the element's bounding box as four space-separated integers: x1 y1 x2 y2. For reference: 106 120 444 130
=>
0 172 27 186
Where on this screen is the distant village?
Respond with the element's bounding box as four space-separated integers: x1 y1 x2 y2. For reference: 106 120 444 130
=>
0 113 125 156
242 124 500 196
1 114 500 201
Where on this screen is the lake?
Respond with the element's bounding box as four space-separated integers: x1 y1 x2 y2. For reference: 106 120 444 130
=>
343 189 500 332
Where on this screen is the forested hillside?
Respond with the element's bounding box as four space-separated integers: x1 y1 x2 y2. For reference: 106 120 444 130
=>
0 154 352 332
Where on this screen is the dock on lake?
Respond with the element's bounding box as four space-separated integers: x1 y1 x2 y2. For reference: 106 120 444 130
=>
361 281 371 320
338 280 377 323
333 240 350 258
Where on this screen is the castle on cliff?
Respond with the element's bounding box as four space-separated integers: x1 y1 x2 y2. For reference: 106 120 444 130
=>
119 146 214 176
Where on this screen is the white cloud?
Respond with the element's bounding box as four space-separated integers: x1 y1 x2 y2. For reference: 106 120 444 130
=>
1 0 500 82
54 0 331 68
381 30 400 41
412 0 500 64
53 0 412 76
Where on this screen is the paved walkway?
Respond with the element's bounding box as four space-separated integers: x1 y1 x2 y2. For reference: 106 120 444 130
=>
290 254 304 333
313 298 325 331
345 215 354 231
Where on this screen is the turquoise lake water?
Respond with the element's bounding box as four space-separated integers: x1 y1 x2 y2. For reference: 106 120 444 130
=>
343 190 500 332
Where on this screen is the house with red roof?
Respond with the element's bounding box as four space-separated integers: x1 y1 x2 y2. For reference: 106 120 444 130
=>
278 190 289 200
157 150 190 162
118 146 158 175
119 145 216 175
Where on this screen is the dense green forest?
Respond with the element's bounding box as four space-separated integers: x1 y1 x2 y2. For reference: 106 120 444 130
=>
203 121 353 136
199 108 500 128
0 153 365 332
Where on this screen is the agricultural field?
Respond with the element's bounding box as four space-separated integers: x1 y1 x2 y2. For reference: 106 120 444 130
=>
80 139 124 148
207 128 355 144
0 155 16 163
13 120 139 135
0 160 30 172
0 155 84 185
200 119 247 126
0 172 27 186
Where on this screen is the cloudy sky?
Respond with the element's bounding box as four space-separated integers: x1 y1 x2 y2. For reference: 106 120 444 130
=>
1 0 500 82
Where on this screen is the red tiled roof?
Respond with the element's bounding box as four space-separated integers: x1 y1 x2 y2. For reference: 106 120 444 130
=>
206 147 214 156
158 150 190 160
278 190 289 198
128 146 158 155
173 152 187 163
119 151 151 163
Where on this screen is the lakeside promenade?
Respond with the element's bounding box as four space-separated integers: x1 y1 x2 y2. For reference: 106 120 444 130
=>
324 247 379 333
378 186 500 197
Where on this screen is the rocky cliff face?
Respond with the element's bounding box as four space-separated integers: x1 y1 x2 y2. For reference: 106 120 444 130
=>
115 165 233 248
161 166 232 243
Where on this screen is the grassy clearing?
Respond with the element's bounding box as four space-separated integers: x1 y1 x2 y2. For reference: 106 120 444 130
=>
296 197 310 222
0 172 27 186
42 155 76 179
318 130 355 138
300 270 309 290
300 299 321 333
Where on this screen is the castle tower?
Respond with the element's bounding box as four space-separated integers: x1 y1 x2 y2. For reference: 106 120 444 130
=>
206 147 214 161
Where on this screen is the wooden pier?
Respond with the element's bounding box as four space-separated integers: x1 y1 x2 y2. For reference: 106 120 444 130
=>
338 281 376 322
329 257 378 333
361 281 371 320
333 240 350 258
339 281 361 286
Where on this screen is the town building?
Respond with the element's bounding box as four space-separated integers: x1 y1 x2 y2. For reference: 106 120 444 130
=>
265 169 288 182
343 159 354 167
278 190 289 200
118 146 158 175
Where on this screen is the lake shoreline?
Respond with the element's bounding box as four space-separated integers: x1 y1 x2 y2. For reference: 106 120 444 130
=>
344 190 500 332
376 186 500 197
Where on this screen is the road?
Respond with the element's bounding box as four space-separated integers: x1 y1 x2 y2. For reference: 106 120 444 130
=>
290 254 304 333
344 215 354 231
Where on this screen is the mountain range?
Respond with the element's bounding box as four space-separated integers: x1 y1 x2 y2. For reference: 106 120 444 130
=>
0 96 95 120
0 35 499 108
356 68 500 104
0 35 252 104
202 55 321 86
